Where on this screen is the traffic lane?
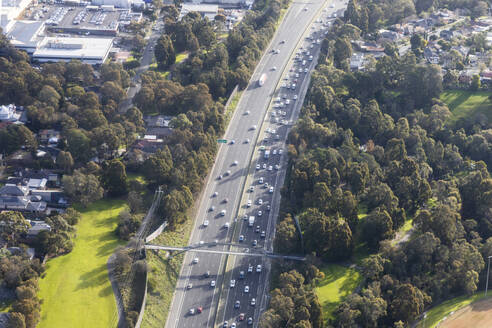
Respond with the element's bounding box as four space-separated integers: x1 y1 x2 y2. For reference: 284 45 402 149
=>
175 0 324 326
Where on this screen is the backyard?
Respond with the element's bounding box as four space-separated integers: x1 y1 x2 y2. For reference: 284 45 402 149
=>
38 199 126 328
316 264 361 324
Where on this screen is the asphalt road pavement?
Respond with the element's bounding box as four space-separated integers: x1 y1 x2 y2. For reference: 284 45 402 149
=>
165 1 347 327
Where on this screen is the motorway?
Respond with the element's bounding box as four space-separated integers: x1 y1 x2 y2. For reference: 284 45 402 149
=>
165 1 347 328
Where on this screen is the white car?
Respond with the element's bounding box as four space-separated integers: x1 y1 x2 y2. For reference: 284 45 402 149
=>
286 99 290 105
203 220 209 227
256 164 260 170
258 199 263 205
245 138 250 143
269 186 274 193
273 149 277 155
248 265 253 273
187 283 193 289
247 200 252 207
251 298 256 306
256 265 262 273
244 286 250 293
249 186 254 192
262 163 267 169
259 177 264 184
211 280 216 287
258 210 262 217
268 166 273 171
275 97 281 102
213 191 218 197
220 210 226 216
232 160 238 166
193 257 199 264
271 66 277 71
230 280 236 288
244 110 250 115
189 308 195 315
293 95 298 100
275 164 280 170
224 222 230 229
304 68 308 73
250 125 257 130
279 149 283 154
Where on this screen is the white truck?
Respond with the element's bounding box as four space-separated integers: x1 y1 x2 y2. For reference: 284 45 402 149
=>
258 73 267 86
264 150 270 159
248 216 255 227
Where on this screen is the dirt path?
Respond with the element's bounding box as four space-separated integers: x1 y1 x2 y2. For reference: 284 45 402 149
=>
439 297 492 328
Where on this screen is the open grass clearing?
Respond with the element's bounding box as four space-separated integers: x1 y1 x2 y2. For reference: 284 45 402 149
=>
38 199 126 328
440 90 492 124
417 294 489 328
316 264 361 324
140 221 193 327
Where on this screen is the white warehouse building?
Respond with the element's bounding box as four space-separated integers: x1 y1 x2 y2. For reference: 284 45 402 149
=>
33 37 113 64
91 0 132 9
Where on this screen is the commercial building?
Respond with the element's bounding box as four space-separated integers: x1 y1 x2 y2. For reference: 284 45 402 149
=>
180 3 218 20
32 36 113 64
0 0 32 31
6 20 45 54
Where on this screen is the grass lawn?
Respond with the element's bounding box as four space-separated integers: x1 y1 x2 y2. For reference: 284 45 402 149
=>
175 52 188 64
420 294 489 328
38 199 126 328
440 90 492 124
316 264 362 324
141 221 193 327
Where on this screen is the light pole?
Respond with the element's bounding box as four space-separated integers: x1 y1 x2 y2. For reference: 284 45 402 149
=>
422 312 427 328
485 256 492 297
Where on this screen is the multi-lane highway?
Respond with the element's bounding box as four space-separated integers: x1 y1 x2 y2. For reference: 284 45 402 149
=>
165 1 347 327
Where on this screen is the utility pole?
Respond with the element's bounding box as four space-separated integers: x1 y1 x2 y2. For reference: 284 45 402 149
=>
485 256 492 297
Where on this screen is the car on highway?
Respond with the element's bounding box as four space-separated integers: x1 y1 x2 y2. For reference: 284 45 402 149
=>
275 164 280 170
225 170 231 176
250 125 257 130
248 265 253 273
213 191 218 197
247 199 252 207
259 177 264 184
234 300 240 308
262 163 267 169
248 317 253 325
239 271 245 279
255 225 260 233
252 239 258 246
244 285 250 293
189 308 195 315
273 149 277 155
244 110 250 115
267 205 271 211
264 182 269 188
239 235 245 242
251 298 256 306
223 322 228 328
230 139 235 144
258 210 262 217
258 198 263 205
187 283 193 289
249 186 254 192
304 68 308 73
203 220 209 227
223 198 229 203
239 313 245 321
271 66 277 71
193 257 199 264
261 231 266 238
232 160 238 166
256 265 262 273
245 138 250 143
224 222 230 229
280 40 286 44
293 95 298 100
269 186 274 193
197 306 203 313
211 280 216 287
231 323 236 328
230 280 236 288
268 165 273 171
220 209 226 216
279 149 284 154
204 271 210 278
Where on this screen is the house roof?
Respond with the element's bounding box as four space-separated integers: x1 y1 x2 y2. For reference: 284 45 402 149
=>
27 178 47 189
0 185 28 196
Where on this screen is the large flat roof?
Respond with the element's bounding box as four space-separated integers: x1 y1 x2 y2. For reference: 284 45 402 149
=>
6 20 44 50
33 36 113 63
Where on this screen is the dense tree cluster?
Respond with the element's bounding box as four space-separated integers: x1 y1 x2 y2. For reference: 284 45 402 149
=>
268 6 492 327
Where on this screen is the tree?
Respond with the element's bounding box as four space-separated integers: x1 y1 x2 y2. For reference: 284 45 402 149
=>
333 37 352 68
62 170 103 206
7 312 26 328
390 284 430 323
101 81 125 105
65 129 91 163
410 33 426 56
443 70 459 89
274 215 299 253
56 151 74 173
470 74 481 91
116 210 141 240
361 208 394 249
155 34 176 70
38 85 61 108
127 191 144 214
0 212 29 246
101 159 128 197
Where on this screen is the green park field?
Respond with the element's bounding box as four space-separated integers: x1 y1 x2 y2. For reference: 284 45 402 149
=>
440 90 492 124
316 264 361 323
38 199 126 328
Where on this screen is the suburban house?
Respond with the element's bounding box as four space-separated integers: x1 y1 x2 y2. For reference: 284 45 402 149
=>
0 185 47 214
38 129 61 145
132 135 165 154
143 115 173 138
26 220 51 238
